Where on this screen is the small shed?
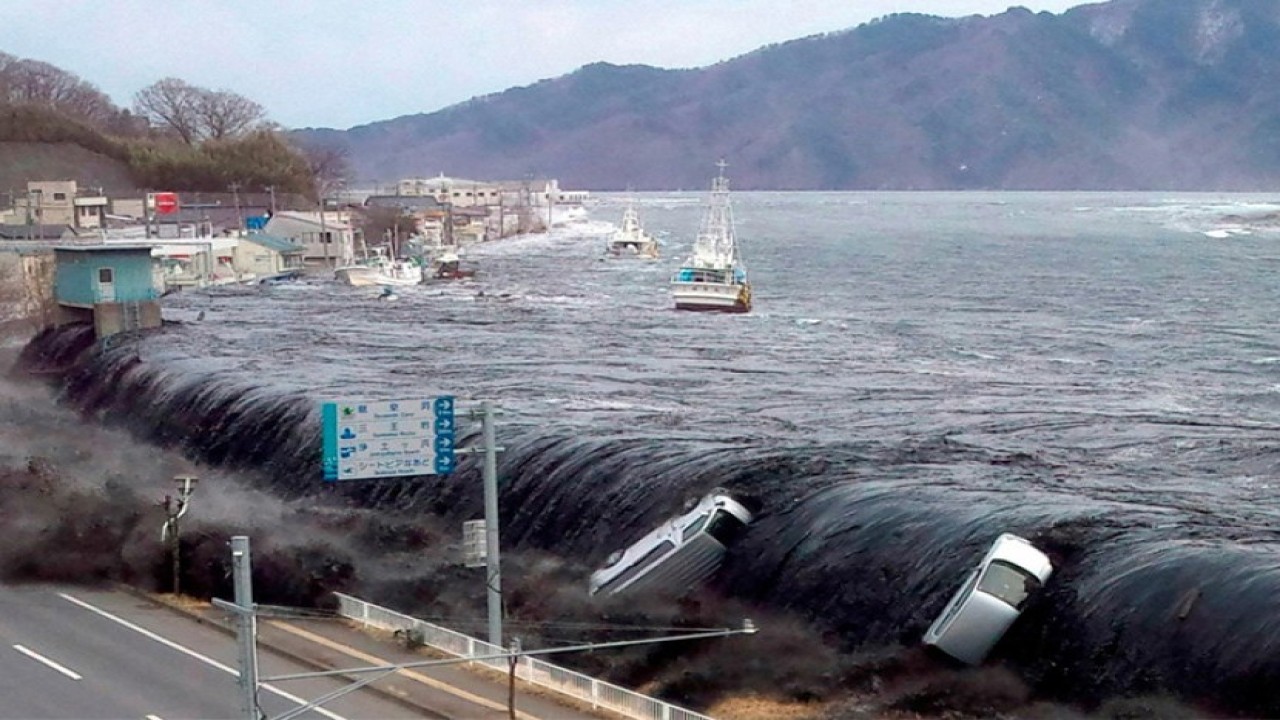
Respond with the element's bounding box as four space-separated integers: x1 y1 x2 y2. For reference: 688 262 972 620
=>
54 245 162 338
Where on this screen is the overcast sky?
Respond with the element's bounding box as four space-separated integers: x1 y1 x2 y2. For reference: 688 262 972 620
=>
2 1 1090 129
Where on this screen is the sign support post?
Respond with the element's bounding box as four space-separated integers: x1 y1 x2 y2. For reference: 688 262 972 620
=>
479 400 503 647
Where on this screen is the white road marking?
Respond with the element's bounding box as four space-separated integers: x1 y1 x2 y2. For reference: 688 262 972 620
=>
58 592 347 720
12 644 83 680
145 715 164 720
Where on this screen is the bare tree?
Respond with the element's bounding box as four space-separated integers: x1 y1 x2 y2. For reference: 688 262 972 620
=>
134 78 269 144
133 77 203 144
297 139 353 198
195 89 267 140
0 55 117 125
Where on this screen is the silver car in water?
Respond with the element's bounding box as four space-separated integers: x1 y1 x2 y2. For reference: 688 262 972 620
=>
923 533 1053 665
589 492 754 598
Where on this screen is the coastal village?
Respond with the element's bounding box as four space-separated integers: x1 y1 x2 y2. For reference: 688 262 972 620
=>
0 174 590 336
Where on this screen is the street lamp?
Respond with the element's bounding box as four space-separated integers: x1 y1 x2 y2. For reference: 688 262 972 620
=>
161 476 198 597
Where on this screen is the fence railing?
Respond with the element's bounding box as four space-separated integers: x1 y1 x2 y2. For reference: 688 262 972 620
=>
333 592 715 720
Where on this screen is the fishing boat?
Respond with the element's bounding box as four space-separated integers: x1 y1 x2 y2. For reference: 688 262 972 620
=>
334 248 423 287
670 161 751 313
605 201 659 259
425 250 477 280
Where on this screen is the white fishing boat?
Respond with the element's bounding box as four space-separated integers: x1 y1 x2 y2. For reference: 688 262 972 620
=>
670 161 752 313
334 248 423 287
605 201 659 259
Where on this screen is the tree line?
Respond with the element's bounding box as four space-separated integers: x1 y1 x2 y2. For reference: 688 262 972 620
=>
0 51 348 197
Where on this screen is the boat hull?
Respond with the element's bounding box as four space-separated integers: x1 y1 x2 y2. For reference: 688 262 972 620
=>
335 265 423 286
671 281 751 313
334 266 378 286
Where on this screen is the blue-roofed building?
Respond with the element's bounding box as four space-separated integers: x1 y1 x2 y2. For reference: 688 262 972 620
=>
54 245 162 338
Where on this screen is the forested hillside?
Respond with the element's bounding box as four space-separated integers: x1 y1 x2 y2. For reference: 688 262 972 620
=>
0 53 330 196
296 0 1280 190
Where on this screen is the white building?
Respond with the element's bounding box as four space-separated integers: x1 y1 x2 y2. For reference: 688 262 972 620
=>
262 211 355 265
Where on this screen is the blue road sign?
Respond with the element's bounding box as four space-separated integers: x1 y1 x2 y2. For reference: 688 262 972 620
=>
321 396 456 481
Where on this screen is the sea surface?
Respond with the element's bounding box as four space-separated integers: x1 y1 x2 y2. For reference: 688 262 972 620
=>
33 192 1280 712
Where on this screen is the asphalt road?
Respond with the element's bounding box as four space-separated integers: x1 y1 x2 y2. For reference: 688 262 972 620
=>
0 584 422 720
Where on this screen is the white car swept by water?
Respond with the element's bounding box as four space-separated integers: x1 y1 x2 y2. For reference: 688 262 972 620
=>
923 533 1053 665
589 492 754 598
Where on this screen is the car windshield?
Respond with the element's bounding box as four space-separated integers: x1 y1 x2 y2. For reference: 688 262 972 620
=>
681 514 710 542
978 560 1042 610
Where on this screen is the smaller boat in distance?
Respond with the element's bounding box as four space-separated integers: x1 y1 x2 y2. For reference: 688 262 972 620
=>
426 251 477 280
605 201 659 259
670 160 751 313
589 491 754 598
335 248 423 286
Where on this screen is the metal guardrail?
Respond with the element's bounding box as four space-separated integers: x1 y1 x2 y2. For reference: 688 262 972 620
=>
333 592 715 720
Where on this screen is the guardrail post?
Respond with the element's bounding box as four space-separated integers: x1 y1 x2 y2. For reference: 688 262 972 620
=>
591 678 599 709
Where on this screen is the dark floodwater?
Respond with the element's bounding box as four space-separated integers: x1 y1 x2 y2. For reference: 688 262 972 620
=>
28 192 1280 713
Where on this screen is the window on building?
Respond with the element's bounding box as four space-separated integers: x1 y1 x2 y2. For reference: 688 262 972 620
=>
53 193 67 201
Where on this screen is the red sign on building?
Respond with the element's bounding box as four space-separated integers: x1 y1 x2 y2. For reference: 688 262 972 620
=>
151 192 180 215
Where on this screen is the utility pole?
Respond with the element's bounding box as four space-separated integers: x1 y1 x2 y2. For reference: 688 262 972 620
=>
454 402 505 646
213 536 262 720
507 637 521 720
229 182 243 231
497 190 504 240
161 476 198 596
478 401 503 646
22 188 32 242
266 185 277 214
320 199 331 268
545 181 553 232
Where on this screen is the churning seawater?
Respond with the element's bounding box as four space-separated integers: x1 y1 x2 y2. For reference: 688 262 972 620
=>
28 192 1280 712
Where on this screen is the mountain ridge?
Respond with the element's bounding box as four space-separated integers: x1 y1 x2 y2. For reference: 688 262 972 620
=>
295 0 1280 191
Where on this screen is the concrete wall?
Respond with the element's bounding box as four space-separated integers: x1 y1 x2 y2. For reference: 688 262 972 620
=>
0 251 56 336
89 300 162 338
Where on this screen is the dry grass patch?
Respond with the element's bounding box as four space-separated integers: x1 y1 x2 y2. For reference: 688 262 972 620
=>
708 694 828 720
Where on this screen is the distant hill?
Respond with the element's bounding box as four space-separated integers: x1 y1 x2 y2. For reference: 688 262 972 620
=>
0 142 138 195
295 0 1280 190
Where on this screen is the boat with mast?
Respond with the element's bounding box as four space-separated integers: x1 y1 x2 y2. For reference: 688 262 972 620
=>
669 160 751 313
606 199 659 259
334 246 423 286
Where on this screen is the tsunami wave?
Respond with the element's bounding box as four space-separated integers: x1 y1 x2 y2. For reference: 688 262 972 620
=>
15 323 1280 715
